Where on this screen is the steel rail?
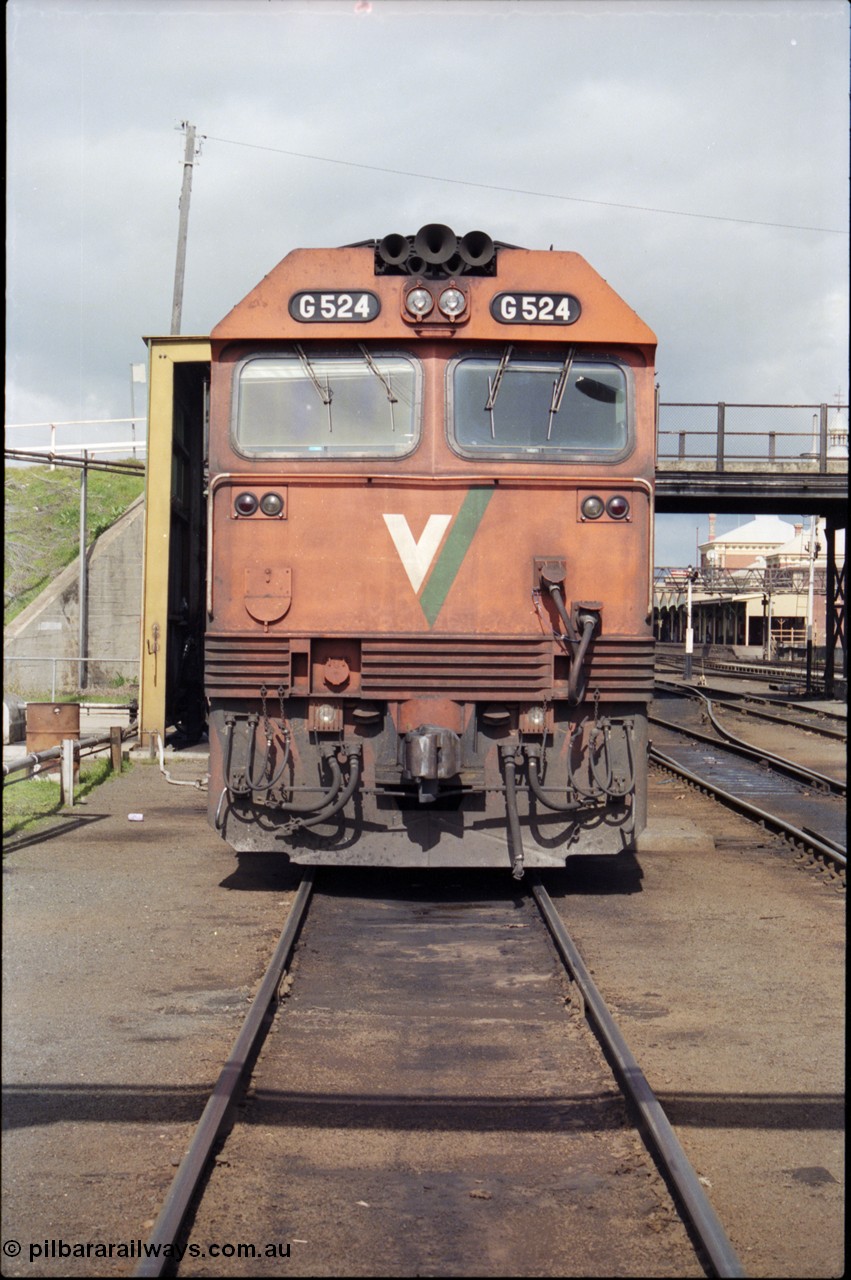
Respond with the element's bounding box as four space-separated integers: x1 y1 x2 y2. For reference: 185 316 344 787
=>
649 748 846 871
711 701 846 739
680 692 847 740
648 710 845 797
134 870 316 1278
655 677 846 723
655 654 825 690
530 877 745 1279
654 680 845 792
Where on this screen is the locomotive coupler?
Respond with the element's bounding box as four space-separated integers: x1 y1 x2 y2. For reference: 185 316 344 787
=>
402 724 463 803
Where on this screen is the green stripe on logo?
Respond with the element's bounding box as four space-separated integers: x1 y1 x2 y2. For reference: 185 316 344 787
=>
418 487 494 626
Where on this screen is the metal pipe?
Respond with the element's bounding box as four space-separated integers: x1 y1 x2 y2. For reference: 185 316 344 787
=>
500 746 525 880
276 749 344 814
3 726 135 780
78 453 88 690
588 721 636 798
525 749 580 813
805 514 818 693
567 614 598 705
245 722 291 793
286 750 362 830
547 582 580 644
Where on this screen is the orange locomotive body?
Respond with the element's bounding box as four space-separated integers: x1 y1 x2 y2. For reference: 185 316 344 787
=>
205 225 656 876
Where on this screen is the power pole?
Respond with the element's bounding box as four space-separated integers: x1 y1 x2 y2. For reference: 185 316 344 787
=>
79 452 88 690
805 515 819 693
171 122 197 335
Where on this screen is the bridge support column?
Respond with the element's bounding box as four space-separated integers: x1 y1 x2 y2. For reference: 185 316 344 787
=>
823 518 846 698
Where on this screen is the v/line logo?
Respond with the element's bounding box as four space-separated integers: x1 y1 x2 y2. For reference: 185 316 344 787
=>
382 487 494 625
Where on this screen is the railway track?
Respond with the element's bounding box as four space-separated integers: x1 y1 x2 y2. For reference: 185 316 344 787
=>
654 649 828 692
690 692 845 740
655 676 847 741
137 871 743 1279
649 685 846 875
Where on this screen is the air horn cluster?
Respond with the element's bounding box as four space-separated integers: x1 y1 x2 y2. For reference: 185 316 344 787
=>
375 224 496 277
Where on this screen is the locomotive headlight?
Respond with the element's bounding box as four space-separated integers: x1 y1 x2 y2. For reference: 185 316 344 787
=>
580 494 605 520
438 287 466 318
260 492 284 517
520 704 549 734
405 287 434 318
606 495 630 519
315 703 338 729
234 492 258 516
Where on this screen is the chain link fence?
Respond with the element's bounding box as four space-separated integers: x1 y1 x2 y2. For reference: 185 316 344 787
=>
3 655 140 702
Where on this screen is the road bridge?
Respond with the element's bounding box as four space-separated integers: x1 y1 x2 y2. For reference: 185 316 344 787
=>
654 400 847 695
655 400 847 516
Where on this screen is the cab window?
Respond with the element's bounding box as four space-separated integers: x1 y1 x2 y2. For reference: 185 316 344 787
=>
450 351 630 458
234 348 420 457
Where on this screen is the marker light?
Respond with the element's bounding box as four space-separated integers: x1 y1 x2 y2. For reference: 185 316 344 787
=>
525 706 546 730
405 287 434 318
234 492 258 516
260 492 284 517
606 495 630 519
581 495 605 520
438 287 466 318
315 704 338 729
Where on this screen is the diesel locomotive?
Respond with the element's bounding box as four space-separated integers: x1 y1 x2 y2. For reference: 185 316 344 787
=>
204 224 656 876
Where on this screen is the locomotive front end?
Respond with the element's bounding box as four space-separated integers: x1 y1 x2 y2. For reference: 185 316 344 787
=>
205 226 657 875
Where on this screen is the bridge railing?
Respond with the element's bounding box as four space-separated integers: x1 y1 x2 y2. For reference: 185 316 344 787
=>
656 402 848 471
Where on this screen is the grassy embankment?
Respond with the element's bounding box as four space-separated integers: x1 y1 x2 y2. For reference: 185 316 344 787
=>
2 757 133 841
4 464 145 699
4 464 145 627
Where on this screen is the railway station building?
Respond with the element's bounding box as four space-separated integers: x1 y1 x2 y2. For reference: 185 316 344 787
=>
654 516 845 659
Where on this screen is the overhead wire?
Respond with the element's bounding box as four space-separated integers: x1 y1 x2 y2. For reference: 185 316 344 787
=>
199 132 845 235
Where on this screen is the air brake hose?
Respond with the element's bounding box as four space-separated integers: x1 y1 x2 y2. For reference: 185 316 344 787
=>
547 583 580 645
524 749 581 813
223 713 250 796
500 746 526 880
274 746 343 813
546 585 598 705
567 613 599 706
286 748 362 831
246 720 292 793
589 721 636 798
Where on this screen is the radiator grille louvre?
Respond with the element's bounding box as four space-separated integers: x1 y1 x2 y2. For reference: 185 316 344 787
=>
204 633 655 701
583 637 655 700
205 633 290 695
362 636 552 699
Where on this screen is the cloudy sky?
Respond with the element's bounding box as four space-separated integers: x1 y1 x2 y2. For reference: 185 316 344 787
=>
6 0 848 563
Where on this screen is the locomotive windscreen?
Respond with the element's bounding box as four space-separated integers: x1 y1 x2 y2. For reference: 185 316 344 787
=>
234 349 421 457
450 352 629 457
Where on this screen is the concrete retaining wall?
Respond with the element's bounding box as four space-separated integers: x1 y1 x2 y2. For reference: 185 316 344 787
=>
3 497 144 697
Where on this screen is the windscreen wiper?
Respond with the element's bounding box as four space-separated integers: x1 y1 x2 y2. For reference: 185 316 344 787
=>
295 343 333 433
359 344 398 432
484 344 513 437
359 345 397 403
547 346 575 440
